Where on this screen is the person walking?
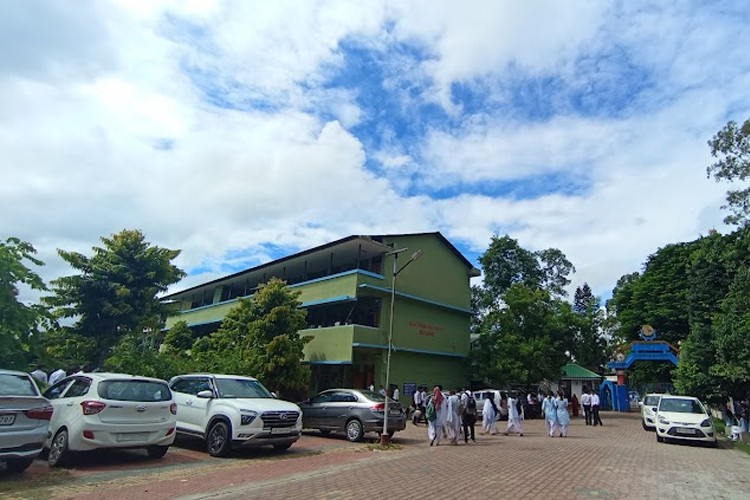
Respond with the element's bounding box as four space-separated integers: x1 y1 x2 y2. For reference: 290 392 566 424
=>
481 394 499 435
446 390 461 444
571 393 579 417
460 388 477 443
542 392 557 437
581 389 592 425
393 386 400 402
427 386 445 446
555 390 571 437
591 389 603 426
504 391 524 436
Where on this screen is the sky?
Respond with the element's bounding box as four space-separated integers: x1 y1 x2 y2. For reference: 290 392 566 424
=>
3 0 749 303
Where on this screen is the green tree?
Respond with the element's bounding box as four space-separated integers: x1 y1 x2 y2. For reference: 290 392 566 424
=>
571 283 607 371
707 118 750 226
192 278 310 399
0 237 53 369
45 229 185 367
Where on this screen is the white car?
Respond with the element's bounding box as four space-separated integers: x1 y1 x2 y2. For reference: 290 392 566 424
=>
473 389 508 420
0 370 54 473
640 393 665 430
169 374 302 457
654 395 717 447
43 373 177 466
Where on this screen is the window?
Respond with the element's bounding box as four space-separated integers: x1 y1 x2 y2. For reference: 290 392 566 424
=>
0 373 38 397
214 378 272 399
44 379 73 400
98 379 171 402
331 391 357 403
170 378 194 395
63 378 92 398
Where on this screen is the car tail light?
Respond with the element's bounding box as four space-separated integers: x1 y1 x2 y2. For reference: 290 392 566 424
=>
24 405 54 420
371 403 385 411
166 427 175 436
81 401 107 415
83 430 95 439
170 402 177 415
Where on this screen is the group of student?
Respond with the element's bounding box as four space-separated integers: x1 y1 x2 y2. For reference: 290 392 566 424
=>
416 386 526 446
29 365 74 388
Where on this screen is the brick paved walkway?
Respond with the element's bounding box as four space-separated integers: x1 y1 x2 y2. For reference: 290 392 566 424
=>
23 412 750 500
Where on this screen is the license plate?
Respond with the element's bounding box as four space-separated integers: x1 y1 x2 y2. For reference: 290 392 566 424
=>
389 409 401 416
676 427 697 435
116 432 150 442
270 427 293 435
0 414 16 426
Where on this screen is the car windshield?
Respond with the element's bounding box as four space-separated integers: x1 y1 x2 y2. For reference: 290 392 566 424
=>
97 380 171 402
659 398 704 414
0 374 38 396
215 378 273 399
644 396 660 405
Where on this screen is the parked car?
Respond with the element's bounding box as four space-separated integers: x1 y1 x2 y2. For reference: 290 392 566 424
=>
473 389 508 420
298 389 406 442
169 373 301 457
0 370 53 473
43 373 177 466
654 395 717 447
640 393 665 430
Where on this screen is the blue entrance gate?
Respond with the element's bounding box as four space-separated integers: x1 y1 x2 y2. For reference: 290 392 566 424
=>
604 326 679 411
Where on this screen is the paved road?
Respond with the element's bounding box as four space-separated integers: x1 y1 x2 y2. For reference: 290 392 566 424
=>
3 413 750 499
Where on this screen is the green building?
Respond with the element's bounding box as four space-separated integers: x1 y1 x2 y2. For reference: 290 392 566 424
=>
163 232 479 398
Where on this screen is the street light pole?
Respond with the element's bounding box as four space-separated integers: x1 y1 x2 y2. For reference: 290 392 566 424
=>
381 247 423 446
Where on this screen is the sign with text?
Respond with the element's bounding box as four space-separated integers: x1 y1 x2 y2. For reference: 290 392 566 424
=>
408 321 444 337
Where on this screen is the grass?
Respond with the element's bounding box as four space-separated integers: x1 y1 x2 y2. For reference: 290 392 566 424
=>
0 467 71 499
713 417 750 456
365 442 403 452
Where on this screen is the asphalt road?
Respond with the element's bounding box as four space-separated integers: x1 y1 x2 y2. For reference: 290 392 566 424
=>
2 412 750 499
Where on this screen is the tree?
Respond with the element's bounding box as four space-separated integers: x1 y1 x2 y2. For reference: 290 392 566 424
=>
45 229 185 366
0 237 53 369
570 283 607 371
192 278 311 399
707 118 750 226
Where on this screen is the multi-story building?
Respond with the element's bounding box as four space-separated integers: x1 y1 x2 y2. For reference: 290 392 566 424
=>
163 232 479 397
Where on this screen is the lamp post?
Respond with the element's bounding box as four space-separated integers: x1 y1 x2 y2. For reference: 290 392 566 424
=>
381 247 423 446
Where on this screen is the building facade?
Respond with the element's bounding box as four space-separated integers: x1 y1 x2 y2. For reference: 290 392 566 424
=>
163 232 479 398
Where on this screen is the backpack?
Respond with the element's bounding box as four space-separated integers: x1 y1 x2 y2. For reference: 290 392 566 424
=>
425 400 437 422
465 394 477 415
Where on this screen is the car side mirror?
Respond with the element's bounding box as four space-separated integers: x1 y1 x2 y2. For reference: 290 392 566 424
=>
196 390 213 399
638 402 643 407
652 407 657 412
271 392 278 398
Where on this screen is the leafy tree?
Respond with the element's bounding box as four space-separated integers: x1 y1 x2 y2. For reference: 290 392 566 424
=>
707 118 750 226
162 320 195 352
192 278 310 399
570 283 607 371
0 237 53 369
45 229 185 367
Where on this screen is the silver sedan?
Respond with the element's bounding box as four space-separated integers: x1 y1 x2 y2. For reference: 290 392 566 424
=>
298 389 406 442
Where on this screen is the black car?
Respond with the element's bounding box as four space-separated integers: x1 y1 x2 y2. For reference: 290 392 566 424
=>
299 389 406 442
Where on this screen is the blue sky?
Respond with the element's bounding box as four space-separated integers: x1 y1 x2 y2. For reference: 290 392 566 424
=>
2 0 749 303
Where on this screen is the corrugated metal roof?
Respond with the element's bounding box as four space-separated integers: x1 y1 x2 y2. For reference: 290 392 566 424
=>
561 363 601 379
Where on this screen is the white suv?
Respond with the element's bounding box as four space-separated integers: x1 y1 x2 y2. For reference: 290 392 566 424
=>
169 374 302 457
640 393 665 430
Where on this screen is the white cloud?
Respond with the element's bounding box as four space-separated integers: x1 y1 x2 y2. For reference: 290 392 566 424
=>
1 0 747 308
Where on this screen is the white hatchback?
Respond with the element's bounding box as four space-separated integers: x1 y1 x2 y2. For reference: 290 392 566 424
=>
640 393 665 430
654 395 717 447
43 373 177 466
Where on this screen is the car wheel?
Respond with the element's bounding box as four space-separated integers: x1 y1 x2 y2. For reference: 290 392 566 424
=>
147 445 169 459
642 421 648 430
5 458 34 473
656 434 664 443
273 443 292 451
707 439 718 448
48 429 70 467
345 419 364 442
207 421 232 457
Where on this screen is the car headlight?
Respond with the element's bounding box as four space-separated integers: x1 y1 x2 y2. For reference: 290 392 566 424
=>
658 416 670 425
240 409 258 426
700 418 711 427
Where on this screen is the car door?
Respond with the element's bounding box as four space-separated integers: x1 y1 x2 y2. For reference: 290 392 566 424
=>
326 391 356 430
300 392 331 429
170 377 213 435
46 377 92 441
